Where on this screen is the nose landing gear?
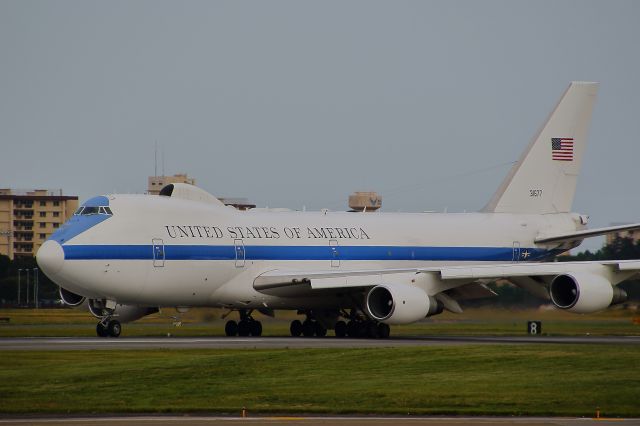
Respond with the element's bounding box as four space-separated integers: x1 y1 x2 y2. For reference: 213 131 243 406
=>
96 319 121 338
90 299 122 338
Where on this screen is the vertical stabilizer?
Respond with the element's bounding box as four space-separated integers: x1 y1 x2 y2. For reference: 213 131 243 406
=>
482 82 598 214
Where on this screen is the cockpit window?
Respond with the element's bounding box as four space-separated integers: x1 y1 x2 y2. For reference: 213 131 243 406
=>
82 206 100 215
74 206 113 216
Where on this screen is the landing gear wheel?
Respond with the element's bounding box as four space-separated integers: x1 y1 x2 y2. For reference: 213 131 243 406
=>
353 321 367 338
290 320 303 337
302 320 315 337
377 323 390 339
346 320 357 337
96 322 108 337
238 320 250 337
250 320 263 337
315 322 327 337
366 322 379 339
107 320 121 338
334 320 347 338
225 320 238 337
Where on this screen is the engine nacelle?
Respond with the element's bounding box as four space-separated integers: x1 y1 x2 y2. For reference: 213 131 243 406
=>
549 272 627 314
88 299 159 323
59 287 86 307
365 283 443 325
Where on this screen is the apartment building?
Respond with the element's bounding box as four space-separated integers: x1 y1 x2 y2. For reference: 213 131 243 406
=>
0 189 78 259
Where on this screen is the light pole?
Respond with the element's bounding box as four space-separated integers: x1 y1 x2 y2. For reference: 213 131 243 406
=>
33 268 40 309
26 268 30 306
33 268 39 309
17 269 22 307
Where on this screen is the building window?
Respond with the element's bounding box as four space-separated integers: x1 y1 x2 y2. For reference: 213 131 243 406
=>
53 223 59 228
53 201 60 206
39 223 46 228
40 201 46 206
39 212 46 217
39 234 46 239
53 212 60 217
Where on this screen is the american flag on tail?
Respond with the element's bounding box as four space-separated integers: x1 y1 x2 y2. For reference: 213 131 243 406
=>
551 138 574 161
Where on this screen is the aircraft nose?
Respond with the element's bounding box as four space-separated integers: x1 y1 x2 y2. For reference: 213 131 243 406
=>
37 240 65 276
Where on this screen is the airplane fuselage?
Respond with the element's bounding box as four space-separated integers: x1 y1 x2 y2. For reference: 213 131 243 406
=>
40 193 581 309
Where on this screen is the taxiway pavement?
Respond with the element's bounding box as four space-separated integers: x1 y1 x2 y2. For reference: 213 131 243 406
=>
0 416 638 426
1 335 639 351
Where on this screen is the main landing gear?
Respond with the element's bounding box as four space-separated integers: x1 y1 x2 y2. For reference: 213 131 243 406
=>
342 319 390 339
96 319 122 338
288 311 391 339
225 309 263 337
289 318 327 337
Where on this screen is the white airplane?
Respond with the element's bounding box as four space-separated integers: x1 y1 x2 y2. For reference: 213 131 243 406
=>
37 81 640 338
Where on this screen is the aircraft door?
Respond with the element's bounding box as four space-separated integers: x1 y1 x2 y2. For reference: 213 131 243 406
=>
512 241 521 262
152 238 165 267
235 239 245 268
330 239 340 267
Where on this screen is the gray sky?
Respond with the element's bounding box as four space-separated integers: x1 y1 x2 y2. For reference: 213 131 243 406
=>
2 1 639 250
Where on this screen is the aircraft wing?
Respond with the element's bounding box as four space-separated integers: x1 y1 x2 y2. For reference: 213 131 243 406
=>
534 223 640 244
254 259 640 295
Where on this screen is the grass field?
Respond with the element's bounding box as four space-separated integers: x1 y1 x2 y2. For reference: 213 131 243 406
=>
1 306 639 337
0 345 638 417
1 308 639 417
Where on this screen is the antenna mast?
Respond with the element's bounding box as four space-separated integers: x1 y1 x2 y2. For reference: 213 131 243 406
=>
154 141 158 177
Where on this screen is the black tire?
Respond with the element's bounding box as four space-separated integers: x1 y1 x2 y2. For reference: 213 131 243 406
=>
377 323 391 339
346 321 357 337
315 322 327 337
225 320 238 337
302 320 315 337
250 320 263 337
238 320 250 337
96 323 108 337
366 322 379 339
334 320 347 338
356 322 368 338
290 320 303 337
107 320 122 338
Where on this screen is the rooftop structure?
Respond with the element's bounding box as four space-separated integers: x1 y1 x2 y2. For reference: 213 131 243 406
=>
148 173 196 195
348 191 382 212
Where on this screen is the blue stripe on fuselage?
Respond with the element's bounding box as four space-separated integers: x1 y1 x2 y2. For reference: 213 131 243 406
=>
61 244 553 262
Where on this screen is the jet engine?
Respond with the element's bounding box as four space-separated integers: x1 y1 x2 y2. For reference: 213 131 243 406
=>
549 273 627 314
59 287 86 307
88 299 159 323
365 283 443 325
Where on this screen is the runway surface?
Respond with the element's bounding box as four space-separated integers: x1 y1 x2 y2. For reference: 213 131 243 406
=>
0 416 638 426
1 334 639 350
